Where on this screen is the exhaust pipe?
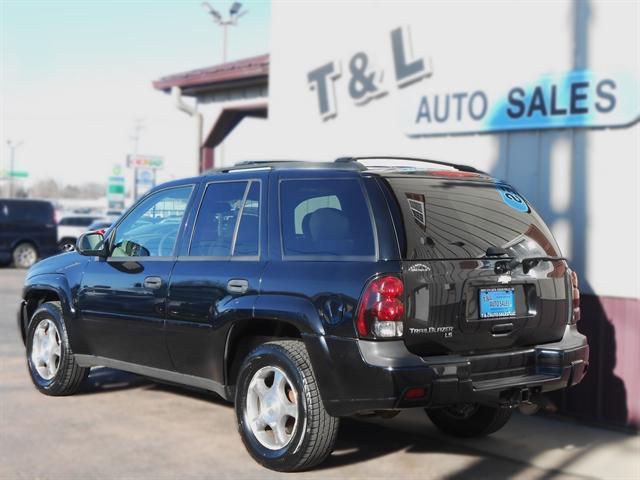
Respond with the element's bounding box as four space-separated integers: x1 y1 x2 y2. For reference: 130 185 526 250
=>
518 393 558 415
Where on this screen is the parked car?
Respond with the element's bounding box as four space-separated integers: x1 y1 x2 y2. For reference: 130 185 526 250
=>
86 219 113 232
57 215 102 251
0 198 58 268
18 158 588 471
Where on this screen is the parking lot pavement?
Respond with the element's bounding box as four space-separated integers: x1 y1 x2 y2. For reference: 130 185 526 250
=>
1 267 638 479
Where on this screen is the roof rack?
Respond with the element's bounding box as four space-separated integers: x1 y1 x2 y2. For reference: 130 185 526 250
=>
234 160 296 167
217 159 364 173
335 156 486 174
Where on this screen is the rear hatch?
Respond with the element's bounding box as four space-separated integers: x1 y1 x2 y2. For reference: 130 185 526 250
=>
383 173 570 356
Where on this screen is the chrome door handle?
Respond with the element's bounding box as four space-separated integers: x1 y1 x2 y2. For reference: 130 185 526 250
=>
143 276 163 290
227 279 249 294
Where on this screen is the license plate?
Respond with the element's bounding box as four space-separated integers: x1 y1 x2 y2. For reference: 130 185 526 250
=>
479 288 516 318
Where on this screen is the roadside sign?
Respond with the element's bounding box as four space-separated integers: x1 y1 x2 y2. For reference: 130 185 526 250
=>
0 170 28 178
126 154 164 170
135 168 155 198
107 176 125 210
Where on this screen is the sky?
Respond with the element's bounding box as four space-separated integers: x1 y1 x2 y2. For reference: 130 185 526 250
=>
0 0 271 187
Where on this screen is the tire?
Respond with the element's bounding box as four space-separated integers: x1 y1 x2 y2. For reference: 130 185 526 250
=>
26 301 88 396
235 340 339 472
13 242 38 268
58 238 76 252
426 403 512 438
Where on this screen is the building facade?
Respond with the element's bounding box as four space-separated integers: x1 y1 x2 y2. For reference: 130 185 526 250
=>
155 0 639 430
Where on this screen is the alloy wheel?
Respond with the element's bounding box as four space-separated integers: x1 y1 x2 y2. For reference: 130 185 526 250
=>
245 365 299 450
30 319 62 380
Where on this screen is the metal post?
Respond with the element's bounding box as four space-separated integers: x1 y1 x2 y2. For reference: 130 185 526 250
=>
131 120 144 201
9 145 15 198
6 141 23 199
222 23 228 63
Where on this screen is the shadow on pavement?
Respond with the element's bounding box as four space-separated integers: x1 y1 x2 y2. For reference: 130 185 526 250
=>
78 367 152 395
321 417 533 477
76 367 634 477
79 367 230 407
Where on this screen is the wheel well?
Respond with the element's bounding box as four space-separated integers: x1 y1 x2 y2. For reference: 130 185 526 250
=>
23 290 60 337
13 239 38 254
225 319 302 387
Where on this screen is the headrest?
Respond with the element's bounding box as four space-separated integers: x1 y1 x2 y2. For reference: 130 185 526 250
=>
308 208 350 241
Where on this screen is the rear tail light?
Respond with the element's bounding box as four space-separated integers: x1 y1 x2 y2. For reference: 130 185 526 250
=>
570 270 581 323
356 275 405 338
403 387 427 399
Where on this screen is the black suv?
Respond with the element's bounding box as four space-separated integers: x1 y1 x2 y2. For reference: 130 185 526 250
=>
19 158 588 471
1 198 58 268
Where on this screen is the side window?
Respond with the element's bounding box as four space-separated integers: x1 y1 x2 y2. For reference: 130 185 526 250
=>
294 195 341 234
189 181 247 257
111 186 192 258
280 178 376 258
233 181 260 256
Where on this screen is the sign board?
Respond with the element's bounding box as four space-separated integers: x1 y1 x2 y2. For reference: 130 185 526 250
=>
401 70 640 136
0 170 29 178
305 26 639 135
135 168 155 198
126 154 164 170
107 176 125 210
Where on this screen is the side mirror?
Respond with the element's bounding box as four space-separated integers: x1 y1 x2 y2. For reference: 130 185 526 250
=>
76 231 108 257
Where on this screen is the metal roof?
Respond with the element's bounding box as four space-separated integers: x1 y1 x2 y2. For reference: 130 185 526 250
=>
152 54 269 95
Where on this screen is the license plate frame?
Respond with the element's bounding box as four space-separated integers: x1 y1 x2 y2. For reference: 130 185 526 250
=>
479 287 516 319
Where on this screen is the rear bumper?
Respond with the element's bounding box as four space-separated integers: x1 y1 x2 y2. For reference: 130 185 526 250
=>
304 325 588 417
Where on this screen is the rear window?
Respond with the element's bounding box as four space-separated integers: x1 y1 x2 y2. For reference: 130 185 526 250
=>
59 217 96 226
0 200 53 225
279 178 376 259
386 176 561 260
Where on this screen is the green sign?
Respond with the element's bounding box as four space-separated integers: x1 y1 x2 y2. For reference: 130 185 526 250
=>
107 184 125 194
0 170 28 178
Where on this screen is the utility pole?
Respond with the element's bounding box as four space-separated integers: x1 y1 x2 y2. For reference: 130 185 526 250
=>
130 120 144 201
6 140 23 199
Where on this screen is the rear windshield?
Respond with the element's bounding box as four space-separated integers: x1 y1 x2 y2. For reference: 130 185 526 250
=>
385 176 561 260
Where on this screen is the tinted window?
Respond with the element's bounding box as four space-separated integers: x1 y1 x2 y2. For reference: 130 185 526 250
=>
189 181 247 257
386 176 561 260
233 181 260 256
59 217 94 226
1 201 53 225
280 178 375 258
111 186 192 257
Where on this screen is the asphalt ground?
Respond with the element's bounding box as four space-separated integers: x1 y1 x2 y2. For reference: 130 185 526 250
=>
1 267 637 479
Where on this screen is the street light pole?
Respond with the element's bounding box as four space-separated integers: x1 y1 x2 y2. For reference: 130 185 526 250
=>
201 2 248 64
6 140 23 199
222 23 228 63
200 3 247 167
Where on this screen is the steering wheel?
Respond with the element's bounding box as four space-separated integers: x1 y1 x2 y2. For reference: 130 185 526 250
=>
157 231 177 257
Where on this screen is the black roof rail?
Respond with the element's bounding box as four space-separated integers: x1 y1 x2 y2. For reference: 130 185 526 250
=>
216 159 365 173
335 156 486 174
233 160 295 167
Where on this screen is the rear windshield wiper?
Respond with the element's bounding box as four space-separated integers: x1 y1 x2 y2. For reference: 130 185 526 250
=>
494 256 567 275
